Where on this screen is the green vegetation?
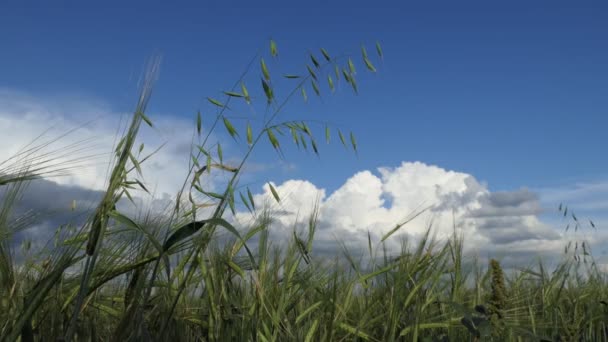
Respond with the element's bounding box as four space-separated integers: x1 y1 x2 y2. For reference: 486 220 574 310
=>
1 41 607 341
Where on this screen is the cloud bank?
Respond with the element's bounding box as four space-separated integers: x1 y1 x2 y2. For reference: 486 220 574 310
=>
3 89 607 268
235 162 573 267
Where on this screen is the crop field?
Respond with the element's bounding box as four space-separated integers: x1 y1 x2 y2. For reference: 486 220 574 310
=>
1 42 607 342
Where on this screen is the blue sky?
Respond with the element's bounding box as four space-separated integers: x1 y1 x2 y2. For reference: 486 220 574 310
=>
1 1 607 193
2 1 608 263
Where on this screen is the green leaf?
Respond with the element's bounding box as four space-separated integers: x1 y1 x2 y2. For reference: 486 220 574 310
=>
342 68 351 83
290 126 299 147
122 181 136 190
327 75 334 92
296 301 323 324
240 191 252 213
139 111 154 127
228 260 245 278
217 143 223 164
128 152 142 176
223 117 239 139
284 74 301 79
207 97 226 108
325 125 330 143
311 80 320 96
301 87 308 103
162 221 204 251
311 138 319 155
320 48 331 61
261 78 274 104
190 154 200 167
268 183 280 203
300 133 308 150
306 65 317 81
338 129 346 147
348 58 356 75
192 183 203 194
364 57 377 72
196 111 202 135
338 323 371 340
163 218 244 252
223 91 244 98
376 41 383 58
302 122 312 136
241 82 251 104
305 319 319 342
335 65 341 81
358 263 397 283
261 58 270 81
349 74 358 94
267 128 280 150
246 123 253 146
247 187 256 211
367 230 373 258
270 39 278 57
134 179 149 194
203 191 225 200
197 146 208 157
350 131 357 152
310 54 320 68
138 143 144 154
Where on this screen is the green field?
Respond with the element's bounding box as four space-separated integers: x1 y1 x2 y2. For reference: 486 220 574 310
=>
1 42 607 342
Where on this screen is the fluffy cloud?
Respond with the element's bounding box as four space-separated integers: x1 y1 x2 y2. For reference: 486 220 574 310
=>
235 162 575 266
0 88 205 198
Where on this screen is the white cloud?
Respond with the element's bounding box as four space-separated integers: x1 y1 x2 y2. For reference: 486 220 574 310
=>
0 88 203 198
235 161 581 264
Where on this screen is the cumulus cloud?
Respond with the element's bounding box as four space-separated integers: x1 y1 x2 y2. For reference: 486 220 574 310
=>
234 162 577 266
